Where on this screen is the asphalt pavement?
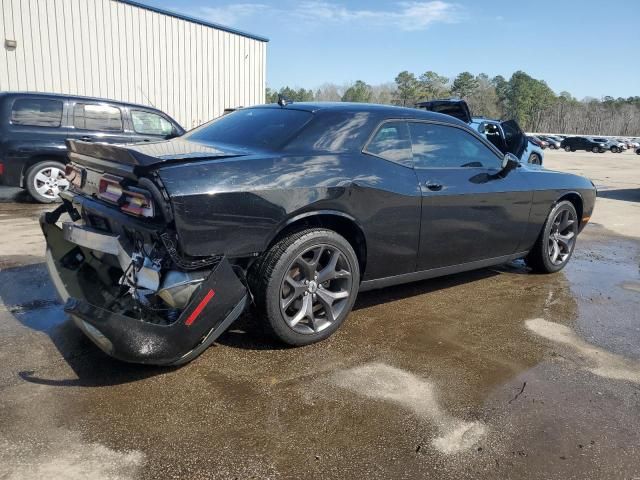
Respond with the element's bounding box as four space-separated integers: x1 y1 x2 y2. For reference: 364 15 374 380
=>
0 149 638 480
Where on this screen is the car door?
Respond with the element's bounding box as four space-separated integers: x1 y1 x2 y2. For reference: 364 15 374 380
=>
128 108 182 143
409 121 533 271
65 101 132 144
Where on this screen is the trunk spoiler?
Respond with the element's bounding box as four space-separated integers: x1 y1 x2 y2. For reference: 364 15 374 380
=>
66 138 248 170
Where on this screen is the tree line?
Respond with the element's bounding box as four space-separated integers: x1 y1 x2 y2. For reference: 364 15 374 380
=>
266 71 640 136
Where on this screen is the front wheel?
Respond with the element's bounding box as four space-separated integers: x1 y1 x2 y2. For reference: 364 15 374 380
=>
25 160 69 203
250 228 360 346
592 146 599 153
564 145 571 152
528 153 542 165
525 201 578 273
611 146 619 153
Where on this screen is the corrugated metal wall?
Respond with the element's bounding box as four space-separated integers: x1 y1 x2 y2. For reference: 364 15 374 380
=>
0 0 267 128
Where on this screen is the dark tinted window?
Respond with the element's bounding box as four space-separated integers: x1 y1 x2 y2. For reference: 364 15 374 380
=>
364 121 412 166
284 111 374 153
11 98 63 127
409 122 501 169
131 110 174 136
186 108 312 150
73 103 123 131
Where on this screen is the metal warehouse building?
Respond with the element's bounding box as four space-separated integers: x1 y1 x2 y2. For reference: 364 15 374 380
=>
0 0 268 128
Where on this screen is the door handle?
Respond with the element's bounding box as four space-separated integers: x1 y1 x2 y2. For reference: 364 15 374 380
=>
424 182 443 191
79 136 93 142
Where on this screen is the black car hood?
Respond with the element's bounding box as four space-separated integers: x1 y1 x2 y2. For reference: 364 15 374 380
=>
67 138 249 168
415 99 472 123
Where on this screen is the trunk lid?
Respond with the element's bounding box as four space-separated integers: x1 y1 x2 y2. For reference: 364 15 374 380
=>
415 99 472 123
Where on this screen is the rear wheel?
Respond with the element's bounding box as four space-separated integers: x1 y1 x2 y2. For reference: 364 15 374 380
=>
592 146 599 153
25 160 69 203
525 201 578 273
250 228 360 346
564 145 571 152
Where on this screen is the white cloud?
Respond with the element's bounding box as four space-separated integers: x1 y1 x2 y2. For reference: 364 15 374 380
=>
292 1 461 31
198 3 268 27
195 1 461 31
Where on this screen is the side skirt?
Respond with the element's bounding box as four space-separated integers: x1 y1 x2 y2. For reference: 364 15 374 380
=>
359 251 529 292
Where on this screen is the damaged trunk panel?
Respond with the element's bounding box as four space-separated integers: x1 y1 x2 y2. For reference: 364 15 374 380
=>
41 204 248 365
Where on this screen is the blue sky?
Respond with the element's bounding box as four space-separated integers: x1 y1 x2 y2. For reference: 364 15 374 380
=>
145 0 639 99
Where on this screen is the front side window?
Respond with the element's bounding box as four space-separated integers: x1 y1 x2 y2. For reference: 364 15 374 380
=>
186 108 312 150
131 110 174 136
11 98 63 127
364 121 412 166
73 103 123 132
409 122 501 169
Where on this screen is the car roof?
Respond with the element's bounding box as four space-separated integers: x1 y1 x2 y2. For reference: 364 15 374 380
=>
0 91 164 112
251 102 470 126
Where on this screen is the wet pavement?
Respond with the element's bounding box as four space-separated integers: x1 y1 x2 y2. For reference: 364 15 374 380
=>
0 150 639 479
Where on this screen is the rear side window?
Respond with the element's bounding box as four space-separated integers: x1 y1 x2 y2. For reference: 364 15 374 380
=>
186 108 312 150
131 110 174 136
364 121 412 166
284 111 374 153
11 98 63 127
73 103 123 132
409 122 501 169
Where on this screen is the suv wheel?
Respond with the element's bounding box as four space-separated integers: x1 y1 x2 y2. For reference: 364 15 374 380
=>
563 145 571 152
591 146 599 153
25 161 69 203
528 153 542 165
525 201 578 274
611 146 619 153
250 228 360 346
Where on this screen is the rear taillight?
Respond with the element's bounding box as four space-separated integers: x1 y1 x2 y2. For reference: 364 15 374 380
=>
0 162 4 176
98 174 155 218
120 188 154 218
98 174 124 203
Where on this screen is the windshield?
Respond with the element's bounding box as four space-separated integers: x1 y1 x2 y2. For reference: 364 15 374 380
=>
186 108 313 150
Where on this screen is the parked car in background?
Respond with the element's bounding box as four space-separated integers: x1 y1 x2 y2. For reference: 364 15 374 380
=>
529 136 548 149
561 136 607 153
415 99 544 165
636 146 640 155
539 135 561 149
0 92 184 203
42 102 595 364
594 137 625 153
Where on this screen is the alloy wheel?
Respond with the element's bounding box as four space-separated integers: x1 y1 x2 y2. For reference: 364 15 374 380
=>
548 208 577 266
279 244 353 335
33 166 69 200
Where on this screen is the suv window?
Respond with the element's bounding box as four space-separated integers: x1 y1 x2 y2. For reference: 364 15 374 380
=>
11 98 63 127
409 122 501 169
364 121 412 166
73 103 123 132
131 110 174 136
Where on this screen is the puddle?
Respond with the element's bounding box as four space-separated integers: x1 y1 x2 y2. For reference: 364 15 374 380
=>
332 362 486 454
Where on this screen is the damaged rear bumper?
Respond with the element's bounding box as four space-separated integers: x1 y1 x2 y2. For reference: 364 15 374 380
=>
41 211 248 366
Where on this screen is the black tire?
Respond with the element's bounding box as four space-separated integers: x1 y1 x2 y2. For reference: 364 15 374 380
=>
249 228 360 346
591 146 599 153
25 160 68 203
525 200 578 274
564 145 571 152
528 153 542 165
611 146 619 153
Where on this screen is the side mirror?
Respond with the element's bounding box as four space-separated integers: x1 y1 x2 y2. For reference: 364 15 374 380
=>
499 153 520 176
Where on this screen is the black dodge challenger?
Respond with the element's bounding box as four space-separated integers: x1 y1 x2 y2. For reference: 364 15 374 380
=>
41 102 596 365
